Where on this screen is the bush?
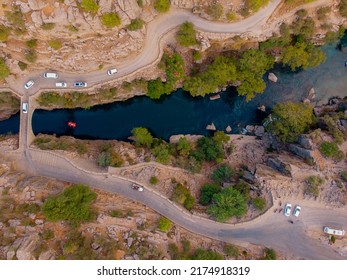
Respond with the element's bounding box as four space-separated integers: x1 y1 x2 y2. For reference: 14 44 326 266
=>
207 3 223 20
0 58 10 80
42 184 97 225
110 209 125 218
25 49 37 63
172 183 195 210
41 23 55 30
131 127 154 148
26 39 37 49
317 6 330 21
16 203 40 214
147 78 172 99
127 18 144 30
190 248 224 260
211 164 235 184
263 248 277 260
164 53 185 84
340 170 347 182
305 184 320 197
199 183 221 205
158 217 172 232
101 12 121 28
226 11 236 21
97 145 124 167
49 40 62 50
80 0 99 14
154 0 170 13
176 21 197 47
252 197 267 211
306 175 325 187
193 137 224 163
176 137 191 157
339 0 347 18
0 25 10 42
224 244 240 258
192 50 202 61
5 7 26 34
319 141 345 161
40 229 55 240
150 176 158 185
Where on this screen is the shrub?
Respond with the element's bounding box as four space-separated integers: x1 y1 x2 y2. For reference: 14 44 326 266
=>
150 176 158 185
16 203 40 214
154 0 170 13
317 6 330 21
199 183 221 205
305 184 320 197
211 164 235 184
5 7 26 34
26 39 38 49
25 49 37 63
207 3 223 20
224 244 240 258
176 21 198 47
306 175 325 187
80 0 99 14
110 209 125 218
176 137 191 157
131 127 154 148
330 235 336 244
319 141 345 160
146 78 172 99
164 52 185 84
41 23 55 30
252 197 267 211
67 24 79 32
226 11 236 21
158 217 172 232
127 18 144 31
49 40 62 50
339 0 347 18
0 58 10 80
191 248 224 260
137 0 143 7
263 248 277 260
40 229 54 240
172 183 195 210
340 170 347 182
0 25 10 42
42 184 97 225
192 50 202 61
101 12 121 28
193 137 224 163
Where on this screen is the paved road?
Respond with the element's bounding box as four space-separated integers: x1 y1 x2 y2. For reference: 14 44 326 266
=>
6 0 282 95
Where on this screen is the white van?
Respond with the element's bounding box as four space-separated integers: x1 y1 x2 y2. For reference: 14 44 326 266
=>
107 68 117 75
323 227 345 236
44 72 58 79
22 103 28 114
55 82 67 88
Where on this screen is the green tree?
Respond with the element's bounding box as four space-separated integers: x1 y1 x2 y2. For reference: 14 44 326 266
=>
239 49 275 75
199 183 221 205
147 78 172 99
190 248 224 260
208 187 247 222
80 0 99 14
131 127 154 148
165 53 185 84
176 137 191 156
237 71 266 101
152 143 170 164
193 137 224 163
207 3 223 20
126 18 144 30
176 21 198 47
101 12 121 28
154 0 170 13
172 183 195 210
213 131 230 144
158 217 172 232
42 184 97 225
0 58 10 80
252 197 267 211
211 164 235 184
266 102 314 143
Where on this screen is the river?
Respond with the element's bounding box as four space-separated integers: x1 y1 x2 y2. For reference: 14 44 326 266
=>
1 40 346 140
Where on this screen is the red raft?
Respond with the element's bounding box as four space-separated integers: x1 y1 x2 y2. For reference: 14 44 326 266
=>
67 121 77 128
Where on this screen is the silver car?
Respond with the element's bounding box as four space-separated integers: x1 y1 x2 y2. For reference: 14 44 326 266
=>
293 205 301 217
284 203 292 217
24 80 34 89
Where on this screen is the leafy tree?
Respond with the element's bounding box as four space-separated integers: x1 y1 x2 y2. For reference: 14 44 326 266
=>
176 21 198 47
239 49 274 75
150 176 158 185
0 58 10 80
42 184 97 225
80 0 99 14
208 187 247 222
0 25 10 42
158 217 172 232
266 102 313 143
211 164 235 184
193 137 224 163
199 183 221 205
147 78 172 99
252 197 267 211
237 71 266 101
207 3 223 20
131 127 154 148
165 53 185 84
127 18 144 31
213 131 230 144
152 143 170 164
154 0 170 13
172 183 195 210
101 12 121 28
176 137 191 156
190 248 224 260
233 181 251 201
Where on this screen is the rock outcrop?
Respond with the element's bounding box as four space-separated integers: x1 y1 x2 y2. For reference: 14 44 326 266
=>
267 157 292 177
268 72 278 83
206 123 216 130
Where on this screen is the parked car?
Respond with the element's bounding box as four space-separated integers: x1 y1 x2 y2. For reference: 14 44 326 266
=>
73 82 87 87
284 203 292 217
323 227 345 236
24 80 34 89
107 68 118 75
44 72 58 78
132 183 144 192
55 82 67 88
293 205 301 217
22 103 28 114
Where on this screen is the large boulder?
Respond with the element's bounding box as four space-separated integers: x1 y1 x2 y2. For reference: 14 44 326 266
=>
267 157 292 177
268 72 278 83
289 144 315 162
16 235 40 260
298 134 314 150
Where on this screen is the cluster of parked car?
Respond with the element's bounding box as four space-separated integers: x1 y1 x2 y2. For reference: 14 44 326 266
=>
284 203 301 217
23 68 118 90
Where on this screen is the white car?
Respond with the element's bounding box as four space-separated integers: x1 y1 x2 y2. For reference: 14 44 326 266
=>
323 227 345 236
107 68 118 75
293 205 301 217
284 203 292 217
132 183 144 192
24 80 34 89
55 82 67 88
22 103 28 114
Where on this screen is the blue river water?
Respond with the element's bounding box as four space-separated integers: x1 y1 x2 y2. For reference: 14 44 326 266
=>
1 41 347 140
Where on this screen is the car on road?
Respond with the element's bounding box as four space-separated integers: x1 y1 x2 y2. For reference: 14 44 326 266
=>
73 82 87 87
293 205 301 217
323 227 345 236
107 68 118 75
22 103 28 114
55 82 67 88
24 80 34 89
44 72 58 78
284 203 292 217
132 183 144 192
